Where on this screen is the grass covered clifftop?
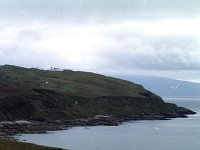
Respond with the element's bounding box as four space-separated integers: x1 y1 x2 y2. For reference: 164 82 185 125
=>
0 65 147 97
0 65 195 122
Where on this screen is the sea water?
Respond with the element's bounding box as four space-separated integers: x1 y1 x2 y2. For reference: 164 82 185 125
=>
15 98 200 150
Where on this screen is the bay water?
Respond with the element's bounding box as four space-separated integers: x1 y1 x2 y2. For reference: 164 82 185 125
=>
15 98 200 150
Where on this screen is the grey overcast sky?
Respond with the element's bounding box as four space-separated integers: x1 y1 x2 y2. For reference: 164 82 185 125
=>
0 0 200 82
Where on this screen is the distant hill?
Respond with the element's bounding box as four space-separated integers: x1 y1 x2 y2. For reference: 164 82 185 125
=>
0 65 195 121
114 75 200 98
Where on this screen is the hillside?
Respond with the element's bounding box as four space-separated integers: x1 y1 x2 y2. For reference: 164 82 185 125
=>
0 65 195 122
115 75 200 97
0 65 147 97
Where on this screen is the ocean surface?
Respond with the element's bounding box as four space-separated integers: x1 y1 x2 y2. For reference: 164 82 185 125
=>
15 98 200 150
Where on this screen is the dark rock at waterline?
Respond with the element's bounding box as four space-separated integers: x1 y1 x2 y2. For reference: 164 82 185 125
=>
178 107 196 115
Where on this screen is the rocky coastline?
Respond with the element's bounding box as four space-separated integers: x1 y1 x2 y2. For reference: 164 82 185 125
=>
0 109 196 137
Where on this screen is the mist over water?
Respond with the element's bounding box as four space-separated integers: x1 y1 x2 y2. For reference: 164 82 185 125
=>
16 98 200 150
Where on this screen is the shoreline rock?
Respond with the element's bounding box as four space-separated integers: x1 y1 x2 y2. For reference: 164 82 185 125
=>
0 109 196 137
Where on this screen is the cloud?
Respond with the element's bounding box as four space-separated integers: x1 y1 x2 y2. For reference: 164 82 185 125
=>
1 0 200 24
0 0 200 81
1 18 200 72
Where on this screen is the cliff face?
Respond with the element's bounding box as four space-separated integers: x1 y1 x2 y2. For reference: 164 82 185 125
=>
0 65 195 121
0 88 195 121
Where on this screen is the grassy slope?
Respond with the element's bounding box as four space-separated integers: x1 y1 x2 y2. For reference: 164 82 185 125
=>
0 65 147 97
0 139 63 150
